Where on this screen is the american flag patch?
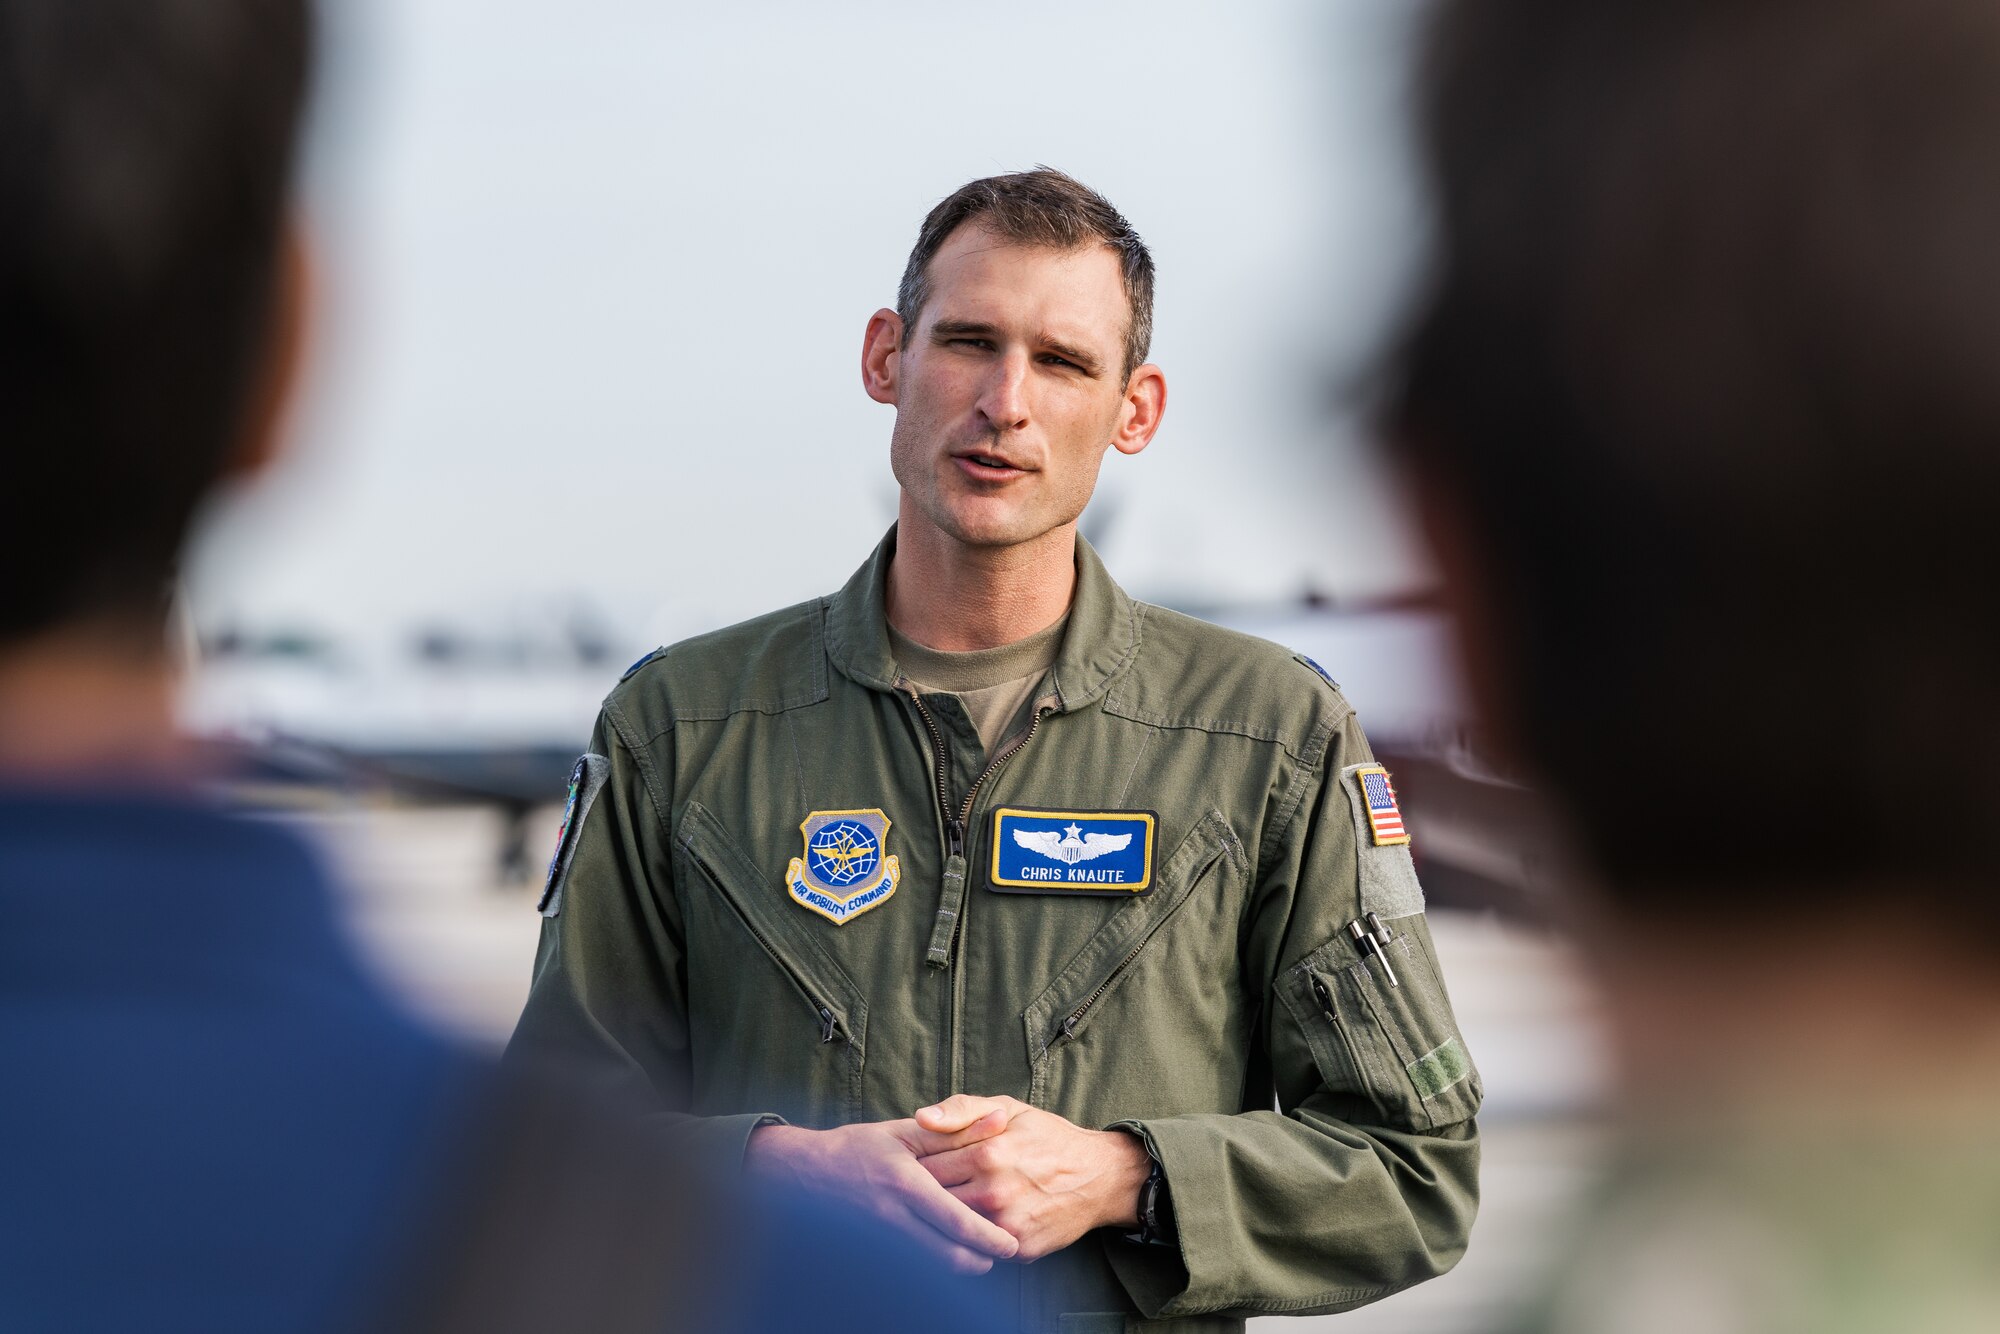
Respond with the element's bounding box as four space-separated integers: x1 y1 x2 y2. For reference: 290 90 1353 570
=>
1357 765 1410 846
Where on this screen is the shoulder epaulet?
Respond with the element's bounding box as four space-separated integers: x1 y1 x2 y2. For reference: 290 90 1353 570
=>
619 646 665 682
1293 653 1340 692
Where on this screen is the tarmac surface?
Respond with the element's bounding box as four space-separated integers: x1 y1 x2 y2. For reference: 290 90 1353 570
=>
296 801 1612 1334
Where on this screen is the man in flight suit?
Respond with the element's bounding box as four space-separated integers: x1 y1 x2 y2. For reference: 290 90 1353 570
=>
510 169 1481 1331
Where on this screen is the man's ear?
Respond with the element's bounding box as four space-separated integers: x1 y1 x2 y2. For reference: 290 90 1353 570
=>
227 218 312 482
862 308 904 406
1110 364 1167 457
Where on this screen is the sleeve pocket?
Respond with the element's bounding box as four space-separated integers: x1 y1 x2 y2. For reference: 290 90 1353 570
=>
1281 913 1482 1131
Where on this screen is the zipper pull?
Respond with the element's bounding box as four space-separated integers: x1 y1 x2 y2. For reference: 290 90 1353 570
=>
1045 1011 1081 1053
818 1006 840 1044
946 817 966 858
1312 975 1338 1025
926 850 968 969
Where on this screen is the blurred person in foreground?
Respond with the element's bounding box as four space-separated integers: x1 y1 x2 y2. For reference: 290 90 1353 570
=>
1385 0 2000 1329
0 4 689 1328
0 4 994 1331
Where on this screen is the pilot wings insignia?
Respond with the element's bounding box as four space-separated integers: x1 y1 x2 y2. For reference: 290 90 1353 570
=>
1014 822 1132 865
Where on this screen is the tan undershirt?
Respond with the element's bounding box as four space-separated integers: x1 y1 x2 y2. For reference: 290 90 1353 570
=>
889 615 1068 754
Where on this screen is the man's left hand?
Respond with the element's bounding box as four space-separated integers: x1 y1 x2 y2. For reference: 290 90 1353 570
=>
913 1094 1153 1262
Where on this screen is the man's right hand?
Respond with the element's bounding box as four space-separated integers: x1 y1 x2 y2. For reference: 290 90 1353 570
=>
746 1115 1018 1274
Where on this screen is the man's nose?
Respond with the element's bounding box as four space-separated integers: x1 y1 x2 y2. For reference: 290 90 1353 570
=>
975 352 1031 432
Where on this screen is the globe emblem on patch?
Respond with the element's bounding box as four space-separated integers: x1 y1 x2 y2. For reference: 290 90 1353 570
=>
807 819 881 888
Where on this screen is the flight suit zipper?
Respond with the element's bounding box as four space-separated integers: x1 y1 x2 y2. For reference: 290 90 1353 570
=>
903 684 1056 1096
903 687 1055 956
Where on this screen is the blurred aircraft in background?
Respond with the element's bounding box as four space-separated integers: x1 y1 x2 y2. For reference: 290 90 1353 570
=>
180 603 631 881
180 575 1560 919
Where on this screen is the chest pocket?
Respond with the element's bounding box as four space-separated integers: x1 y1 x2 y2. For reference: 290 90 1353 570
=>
676 801 867 1127
1024 810 1241 1113
1279 913 1481 1132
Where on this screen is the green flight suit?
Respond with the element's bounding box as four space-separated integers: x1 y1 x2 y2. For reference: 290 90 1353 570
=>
510 529 1481 1333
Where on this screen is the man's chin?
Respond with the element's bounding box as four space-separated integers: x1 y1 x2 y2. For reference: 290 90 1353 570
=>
938 511 1053 551
905 487 1076 552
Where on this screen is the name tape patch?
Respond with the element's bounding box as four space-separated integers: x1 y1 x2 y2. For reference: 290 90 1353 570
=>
990 807 1156 895
1355 765 1411 846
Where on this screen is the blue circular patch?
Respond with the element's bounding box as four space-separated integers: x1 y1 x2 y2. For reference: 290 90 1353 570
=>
807 820 881 888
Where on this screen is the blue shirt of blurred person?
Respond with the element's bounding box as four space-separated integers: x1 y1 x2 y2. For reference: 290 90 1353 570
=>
0 790 1006 1334
0 792 484 1332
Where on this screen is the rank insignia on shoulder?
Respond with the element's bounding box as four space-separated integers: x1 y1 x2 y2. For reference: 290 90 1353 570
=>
990 808 1156 895
540 753 610 917
1295 654 1339 691
1354 764 1411 846
619 647 664 682
787 809 900 925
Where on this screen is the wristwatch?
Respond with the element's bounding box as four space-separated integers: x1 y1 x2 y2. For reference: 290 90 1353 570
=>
1127 1153 1177 1247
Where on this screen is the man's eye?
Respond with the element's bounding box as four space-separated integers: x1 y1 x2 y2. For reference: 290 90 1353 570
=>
947 337 991 349
1041 355 1079 370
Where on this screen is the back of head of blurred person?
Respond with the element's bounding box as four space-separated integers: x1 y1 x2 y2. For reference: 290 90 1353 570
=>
0 0 307 766
1386 0 2000 1326
0 6 1010 1331
0 4 687 1330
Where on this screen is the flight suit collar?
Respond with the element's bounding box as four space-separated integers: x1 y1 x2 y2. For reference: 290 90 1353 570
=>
824 524 1141 713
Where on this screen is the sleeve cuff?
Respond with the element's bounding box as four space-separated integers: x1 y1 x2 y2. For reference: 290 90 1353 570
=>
650 1110 786 1189
1101 1119 1194 1317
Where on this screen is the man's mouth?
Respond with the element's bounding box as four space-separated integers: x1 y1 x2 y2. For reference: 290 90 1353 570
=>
954 449 1031 477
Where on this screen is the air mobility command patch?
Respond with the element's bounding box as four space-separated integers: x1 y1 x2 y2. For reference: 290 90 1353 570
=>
540 753 609 917
787 809 901 925
990 808 1156 895
1354 764 1411 846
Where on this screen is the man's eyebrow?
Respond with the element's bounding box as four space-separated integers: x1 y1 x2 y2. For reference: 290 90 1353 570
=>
929 319 1000 340
1038 336 1102 375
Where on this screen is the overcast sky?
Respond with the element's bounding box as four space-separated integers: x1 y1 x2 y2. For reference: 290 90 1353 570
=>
183 0 1432 651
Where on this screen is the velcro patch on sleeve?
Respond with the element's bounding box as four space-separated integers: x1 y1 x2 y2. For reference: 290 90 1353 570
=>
1338 762 1426 918
539 753 610 917
1406 1037 1473 1100
989 808 1156 895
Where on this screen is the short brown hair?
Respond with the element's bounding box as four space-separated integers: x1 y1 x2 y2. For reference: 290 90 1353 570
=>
896 168 1155 380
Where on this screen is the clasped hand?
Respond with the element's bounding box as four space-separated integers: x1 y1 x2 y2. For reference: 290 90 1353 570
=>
746 1094 1150 1273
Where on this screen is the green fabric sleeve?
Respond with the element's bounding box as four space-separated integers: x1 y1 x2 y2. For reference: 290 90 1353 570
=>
1103 711 1482 1318
504 708 782 1175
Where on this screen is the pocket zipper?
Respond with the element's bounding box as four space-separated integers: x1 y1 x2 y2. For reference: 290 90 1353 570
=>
1311 971 1385 1114
688 846 847 1045
1042 841 1228 1054
1049 935 1152 1052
